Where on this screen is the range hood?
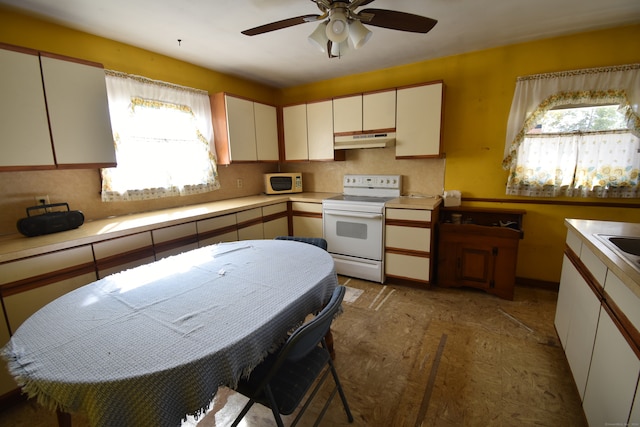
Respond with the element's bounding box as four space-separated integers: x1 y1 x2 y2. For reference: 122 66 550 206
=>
334 132 396 150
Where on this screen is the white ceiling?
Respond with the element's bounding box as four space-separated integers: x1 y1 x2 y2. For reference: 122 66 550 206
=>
2 0 640 88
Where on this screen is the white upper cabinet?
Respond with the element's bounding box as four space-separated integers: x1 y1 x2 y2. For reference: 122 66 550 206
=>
283 104 309 161
283 101 335 161
0 45 116 170
306 100 334 160
333 90 396 133
396 81 444 158
40 54 116 167
211 93 279 164
363 90 396 130
333 95 362 133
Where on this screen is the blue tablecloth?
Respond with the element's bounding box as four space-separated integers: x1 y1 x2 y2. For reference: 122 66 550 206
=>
2 240 337 426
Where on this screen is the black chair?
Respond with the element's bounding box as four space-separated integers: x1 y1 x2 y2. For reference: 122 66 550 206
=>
274 235 328 251
231 285 353 427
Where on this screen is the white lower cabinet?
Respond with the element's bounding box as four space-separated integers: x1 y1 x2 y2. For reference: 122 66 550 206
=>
237 208 264 240
385 208 434 284
262 203 288 239
556 255 601 400
291 202 323 238
0 312 16 397
152 223 199 260
93 232 155 278
197 214 238 246
582 306 640 426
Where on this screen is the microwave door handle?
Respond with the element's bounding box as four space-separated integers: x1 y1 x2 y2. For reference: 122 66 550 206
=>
323 210 383 220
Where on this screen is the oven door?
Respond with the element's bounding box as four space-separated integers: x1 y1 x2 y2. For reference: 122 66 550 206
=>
323 208 384 261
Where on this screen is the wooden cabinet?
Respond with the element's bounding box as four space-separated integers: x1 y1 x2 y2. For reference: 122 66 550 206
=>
262 203 289 239
395 81 444 158
283 101 340 161
211 93 279 164
291 202 323 238
0 44 116 170
93 232 155 279
385 207 437 284
333 90 396 133
437 207 524 300
152 222 198 260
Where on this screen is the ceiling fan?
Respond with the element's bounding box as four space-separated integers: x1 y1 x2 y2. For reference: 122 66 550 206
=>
242 0 437 58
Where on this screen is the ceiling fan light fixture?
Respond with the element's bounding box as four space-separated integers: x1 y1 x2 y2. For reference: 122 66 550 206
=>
308 21 329 52
325 10 348 43
348 20 372 49
329 39 350 58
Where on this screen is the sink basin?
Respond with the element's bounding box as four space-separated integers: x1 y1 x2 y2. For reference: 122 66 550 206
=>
608 237 640 256
594 234 640 273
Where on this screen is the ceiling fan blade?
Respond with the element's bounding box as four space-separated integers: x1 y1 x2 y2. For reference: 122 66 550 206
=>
242 14 321 36
359 8 437 33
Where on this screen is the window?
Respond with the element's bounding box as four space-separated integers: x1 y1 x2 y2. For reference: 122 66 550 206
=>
503 64 640 198
101 71 219 202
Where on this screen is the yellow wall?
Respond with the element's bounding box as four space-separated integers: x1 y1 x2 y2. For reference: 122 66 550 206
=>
1 5 638 284
280 24 640 284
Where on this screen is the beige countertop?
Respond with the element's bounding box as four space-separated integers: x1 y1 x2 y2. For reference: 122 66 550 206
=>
386 196 442 210
565 218 640 296
0 192 339 264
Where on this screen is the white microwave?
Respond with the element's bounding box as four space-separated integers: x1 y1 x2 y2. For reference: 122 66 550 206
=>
264 173 303 194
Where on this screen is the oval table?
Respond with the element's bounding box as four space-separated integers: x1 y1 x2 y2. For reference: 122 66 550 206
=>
2 240 338 427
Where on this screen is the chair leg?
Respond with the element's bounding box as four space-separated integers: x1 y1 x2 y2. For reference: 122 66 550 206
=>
328 358 354 422
264 385 286 427
230 399 256 427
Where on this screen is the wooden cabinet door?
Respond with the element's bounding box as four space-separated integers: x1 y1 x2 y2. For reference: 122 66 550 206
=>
283 104 309 161
457 244 494 289
254 102 279 161
307 100 334 160
396 82 443 158
40 55 116 167
0 46 54 168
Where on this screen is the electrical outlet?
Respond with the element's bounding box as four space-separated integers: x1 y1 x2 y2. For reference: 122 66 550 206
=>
35 195 50 205
236 179 243 189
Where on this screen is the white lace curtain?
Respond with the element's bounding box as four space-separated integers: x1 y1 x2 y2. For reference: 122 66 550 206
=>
101 71 219 202
502 64 640 198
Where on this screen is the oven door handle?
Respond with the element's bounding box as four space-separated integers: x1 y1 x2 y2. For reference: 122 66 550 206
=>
323 210 383 220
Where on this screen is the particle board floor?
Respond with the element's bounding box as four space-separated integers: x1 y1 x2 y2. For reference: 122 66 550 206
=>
0 277 587 427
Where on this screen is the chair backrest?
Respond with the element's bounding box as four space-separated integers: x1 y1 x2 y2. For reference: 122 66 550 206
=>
280 286 345 363
274 236 328 251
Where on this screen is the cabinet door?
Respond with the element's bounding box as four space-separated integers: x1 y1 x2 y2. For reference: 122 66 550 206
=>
40 55 116 167
0 246 96 333
225 95 258 161
197 214 238 246
283 104 309 161
307 100 335 160
254 102 279 161
0 309 18 396
153 222 199 260
0 47 54 168
583 307 640 426
291 202 323 238
363 90 396 130
262 203 288 239
93 232 155 278
561 256 601 400
396 82 443 157
554 255 579 349
237 207 264 240
333 95 362 133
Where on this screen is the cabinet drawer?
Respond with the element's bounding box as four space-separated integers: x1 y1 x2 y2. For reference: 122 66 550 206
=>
262 202 287 216
93 232 155 278
605 272 640 333
152 222 198 259
197 214 238 246
386 253 430 282
386 208 431 222
580 244 607 287
0 245 94 285
386 225 431 252
565 229 582 255
291 202 322 214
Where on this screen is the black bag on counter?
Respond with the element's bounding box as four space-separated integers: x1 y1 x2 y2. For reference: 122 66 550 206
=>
17 203 84 237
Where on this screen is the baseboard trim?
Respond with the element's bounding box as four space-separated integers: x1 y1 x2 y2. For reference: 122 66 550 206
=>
516 277 559 291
